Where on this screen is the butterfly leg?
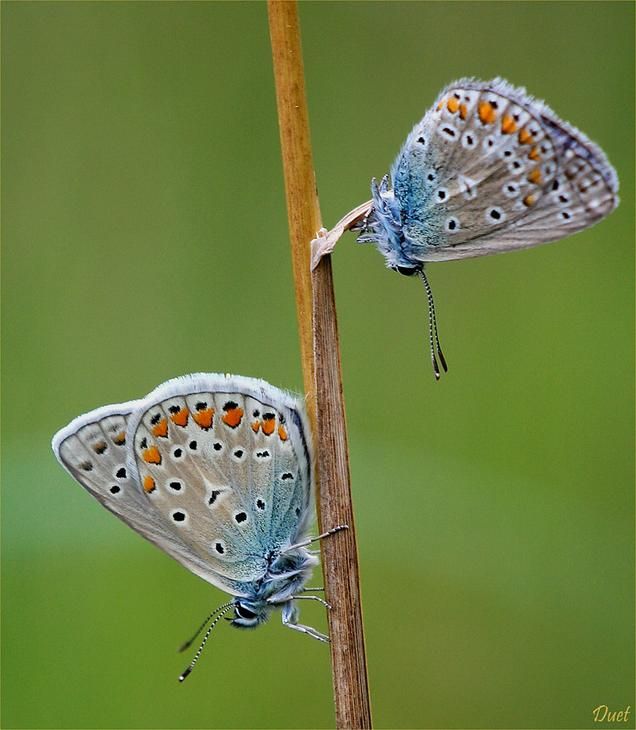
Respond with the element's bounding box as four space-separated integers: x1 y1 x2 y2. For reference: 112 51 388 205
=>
302 586 325 592
292 594 331 610
281 601 329 643
355 182 380 242
283 619 330 643
282 524 348 553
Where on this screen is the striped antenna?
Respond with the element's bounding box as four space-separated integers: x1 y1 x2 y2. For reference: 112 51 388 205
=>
419 270 448 380
177 601 235 653
178 602 235 683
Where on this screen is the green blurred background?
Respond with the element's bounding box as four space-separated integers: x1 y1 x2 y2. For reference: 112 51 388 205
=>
2 2 634 728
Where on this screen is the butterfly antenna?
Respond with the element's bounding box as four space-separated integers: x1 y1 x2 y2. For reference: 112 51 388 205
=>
418 270 448 380
177 602 234 653
178 602 234 683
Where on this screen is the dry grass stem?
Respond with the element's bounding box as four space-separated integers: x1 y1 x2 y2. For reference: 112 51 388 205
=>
268 2 372 727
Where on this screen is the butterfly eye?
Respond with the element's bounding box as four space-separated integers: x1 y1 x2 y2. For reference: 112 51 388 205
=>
391 266 419 277
235 604 257 620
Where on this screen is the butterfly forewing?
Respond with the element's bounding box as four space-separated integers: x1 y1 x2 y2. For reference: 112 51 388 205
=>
126 374 313 586
391 77 618 262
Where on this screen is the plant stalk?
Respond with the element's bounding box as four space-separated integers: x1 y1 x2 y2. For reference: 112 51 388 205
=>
268 3 372 728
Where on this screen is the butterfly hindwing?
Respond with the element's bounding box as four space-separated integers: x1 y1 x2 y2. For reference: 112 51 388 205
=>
390 77 618 262
51 402 233 591
126 373 313 587
52 401 142 514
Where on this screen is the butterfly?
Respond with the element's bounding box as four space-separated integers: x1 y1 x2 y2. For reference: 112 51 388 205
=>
52 373 345 681
356 77 619 378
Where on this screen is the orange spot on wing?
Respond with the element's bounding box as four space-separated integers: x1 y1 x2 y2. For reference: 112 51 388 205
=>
152 418 168 438
459 103 468 120
501 114 517 134
113 431 126 445
222 407 243 428
518 128 533 144
478 101 497 125
170 408 189 427
262 418 276 436
446 97 459 114
143 475 156 493
436 98 445 111
278 425 288 442
527 168 542 185
528 145 541 161
522 193 536 207
251 420 261 433
142 445 162 465
193 408 215 430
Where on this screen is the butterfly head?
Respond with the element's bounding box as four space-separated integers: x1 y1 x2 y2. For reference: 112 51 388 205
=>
390 265 421 277
356 175 421 271
230 600 272 629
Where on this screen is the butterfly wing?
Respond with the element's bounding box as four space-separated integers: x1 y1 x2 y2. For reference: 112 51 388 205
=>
126 373 313 591
390 77 618 262
51 401 230 590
